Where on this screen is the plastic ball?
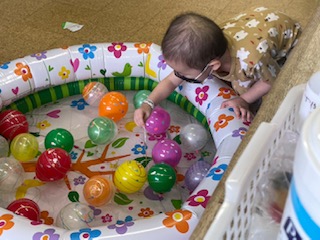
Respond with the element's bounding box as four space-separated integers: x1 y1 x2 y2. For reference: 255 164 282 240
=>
83 175 115 207
7 198 40 221
145 107 171 135
148 163 176 193
180 123 209 151
152 139 182 167
114 160 147 194
184 160 211 192
0 135 9 158
0 110 29 141
56 202 94 230
133 90 151 109
10 133 39 162
87 117 118 145
45 128 74 153
36 148 72 182
0 157 24 191
99 91 128 122
82 82 108 106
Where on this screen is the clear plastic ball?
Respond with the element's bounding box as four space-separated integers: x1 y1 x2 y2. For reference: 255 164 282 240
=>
55 202 94 230
82 82 108 106
0 135 9 158
0 157 24 191
180 123 209 151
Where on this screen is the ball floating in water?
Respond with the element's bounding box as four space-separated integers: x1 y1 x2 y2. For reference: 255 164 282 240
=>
0 157 24 191
180 123 209 151
184 160 211 192
45 128 74 153
87 116 118 145
99 91 128 122
0 135 9 158
145 107 171 135
133 90 151 109
0 110 28 141
55 202 94 230
7 198 40 221
83 175 115 207
114 160 147 194
148 163 176 193
10 133 39 162
152 139 182 167
82 82 108 106
36 148 72 182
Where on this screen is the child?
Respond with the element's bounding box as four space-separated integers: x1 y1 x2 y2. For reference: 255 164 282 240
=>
134 7 300 126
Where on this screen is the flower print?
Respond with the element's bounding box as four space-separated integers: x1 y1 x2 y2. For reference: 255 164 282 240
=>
14 62 32 81
58 66 71 80
243 120 251 126
70 228 101 240
70 151 78 160
186 189 210 208
78 44 97 60
147 132 167 141
184 153 196 161
212 155 219 165
138 207 154 218
131 144 147 155
36 120 51 130
157 55 167 70
207 164 228 181
107 216 134 234
134 42 152 54
232 127 247 139
89 206 102 216
73 176 86 186
33 228 60 240
195 86 209 106
70 98 89 110
31 51 47 60
168 125 180 134
201 151 211 157
162 209 192 234
0 62 10 69
108 42 127 58
214 114 234 132
101 213 113 223
217 87 236 99
0 214 14 236
31 211 54 226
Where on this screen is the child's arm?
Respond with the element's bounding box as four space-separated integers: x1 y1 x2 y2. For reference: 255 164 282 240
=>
134 72 183 127
221 80 271 121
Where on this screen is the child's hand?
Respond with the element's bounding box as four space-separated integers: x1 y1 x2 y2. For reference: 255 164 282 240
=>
134 103 153 127
220 97 253 122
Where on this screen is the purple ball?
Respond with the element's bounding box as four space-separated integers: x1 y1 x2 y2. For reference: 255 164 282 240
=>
145 107 171 135
152 139 182 167
185 161 211 192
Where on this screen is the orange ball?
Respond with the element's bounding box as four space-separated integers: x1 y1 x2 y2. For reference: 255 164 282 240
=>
83 176 115 207
98 92 128 122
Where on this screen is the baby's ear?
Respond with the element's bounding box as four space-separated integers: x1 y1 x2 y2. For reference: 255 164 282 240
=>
209 59 221 71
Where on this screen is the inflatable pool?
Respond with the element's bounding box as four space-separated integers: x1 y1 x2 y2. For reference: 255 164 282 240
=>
0 42 250 239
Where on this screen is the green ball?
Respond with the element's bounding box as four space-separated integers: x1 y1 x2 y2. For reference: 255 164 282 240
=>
45 128 74 153
147 163 176 193
133 90 151 109
88 117 118 145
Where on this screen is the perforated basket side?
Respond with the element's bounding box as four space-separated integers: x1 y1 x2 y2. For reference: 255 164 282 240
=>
204 85 305 240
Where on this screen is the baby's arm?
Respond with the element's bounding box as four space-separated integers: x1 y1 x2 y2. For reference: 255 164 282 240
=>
221 80 271 121
134 72 183 127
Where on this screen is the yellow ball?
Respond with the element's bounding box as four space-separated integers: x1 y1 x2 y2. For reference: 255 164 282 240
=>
10 133 39 162
114 160 147 194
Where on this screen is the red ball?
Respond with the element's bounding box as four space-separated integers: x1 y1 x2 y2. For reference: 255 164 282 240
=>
7 198 40 221
36 148 72 182
0 110 29 140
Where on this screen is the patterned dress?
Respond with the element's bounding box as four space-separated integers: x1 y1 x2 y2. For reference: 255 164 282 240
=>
213 6 301 95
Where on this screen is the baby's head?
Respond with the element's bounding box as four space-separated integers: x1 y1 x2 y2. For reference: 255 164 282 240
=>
161 12 227 70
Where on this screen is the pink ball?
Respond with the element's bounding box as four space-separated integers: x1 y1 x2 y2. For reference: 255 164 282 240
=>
36 148 72 182
145 107 170 135
152 139 182 167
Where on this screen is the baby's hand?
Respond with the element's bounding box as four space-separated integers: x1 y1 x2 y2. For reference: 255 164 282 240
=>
220 97 253 122
134 104 152 127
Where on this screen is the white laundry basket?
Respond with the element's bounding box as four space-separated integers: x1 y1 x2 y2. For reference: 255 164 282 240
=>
203 84 305 239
